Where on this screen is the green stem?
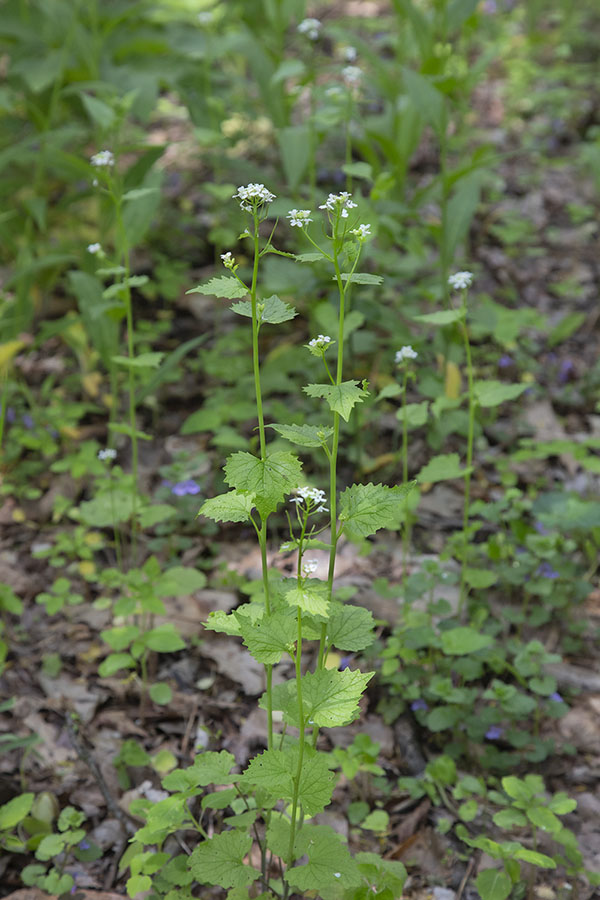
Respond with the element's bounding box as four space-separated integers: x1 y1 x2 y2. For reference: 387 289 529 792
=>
458 302 475 616
115 199 138 564
285 608 306 878
401 369 410 582
249 217 273 749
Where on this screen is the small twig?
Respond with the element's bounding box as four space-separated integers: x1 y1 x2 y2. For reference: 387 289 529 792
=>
456 853 477 900
181 699 199 758
64 712 137 835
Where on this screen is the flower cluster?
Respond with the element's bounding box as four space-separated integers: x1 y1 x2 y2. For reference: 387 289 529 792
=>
171 479 201 497
344 46 358 63
232 183 276 212
221 251 236 269
301 558 319 577
319 191 357 218
286 209 312 228
98 448 117 461
342 65 362 88
90 150 114 168
290 486 328 514
350 223 371 240
307 334 333 353
87 243 102 255
448 270 473 291
395 345 418 364
297 17 321 40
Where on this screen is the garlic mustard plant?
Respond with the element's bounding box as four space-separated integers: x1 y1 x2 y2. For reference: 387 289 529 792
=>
179 186 410 898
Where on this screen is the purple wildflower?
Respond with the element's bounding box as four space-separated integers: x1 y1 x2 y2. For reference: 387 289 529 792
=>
171 479 201 496
410 699 428 712
485 725 504 740
498 354 513 368
537 561 559 579
558 359 575 385
339 656 352 670
534 521 550 535
22 413 34 429
549 692 563 703
78 839 90 850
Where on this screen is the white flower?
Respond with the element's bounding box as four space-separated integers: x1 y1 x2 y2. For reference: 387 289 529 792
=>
297 17 321 40
292 486 328 511
351 224 371 239
334 873 341 879
319 192 358 215
342 65 363 87
286 208 313 227
232 183 276 212
221 251 235 269
87 242 102 255
90 150 114 167
307 333 332 352
395 345 418 364
326 85 344 99
302 559 319 577
98 448 117 461
448 270 473 290
344 46 357 62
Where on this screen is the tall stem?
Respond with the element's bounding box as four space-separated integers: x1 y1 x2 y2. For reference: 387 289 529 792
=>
458 304 475 616
401 369 410 582
249 218 273 747
285 609 306 884
115 200 138 564
317 247 347 671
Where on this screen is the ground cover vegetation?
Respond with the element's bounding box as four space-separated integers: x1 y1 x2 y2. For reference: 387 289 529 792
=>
0 1 599 899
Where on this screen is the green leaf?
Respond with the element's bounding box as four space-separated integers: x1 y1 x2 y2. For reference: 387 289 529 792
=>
187 277 248 299
239 611 296 664
144 624 186 653
269 668 373 728
417 453 467 482
548 793 577 815
493 809 527 829
230 294 296 324
268 423 333 448
242 747 335 817
98 652 135 677
295 252 323 263
127 874 152 897
278 125 311 191
548 311 586 347
285 824 361 891
36 833 65 860
122 187 160 202
327 604 375 651
138 504 176 528
526 806 562 835
162 751 236 791
339 273 384 285
286 582 329 617
224 451 302 518
413 308 465 326
395 401 429 428
426 706 461 731
202 788 237 811
464 568 497 589
303 381 368 422
149 683 172 705
338 482 409 537
199 491 256 524
0 793 34 829
188 832 260 889
514 847 556 869
440 627 493 655
342 162 373 181
101 625 139 652
156 567 207 597
403 67 445 134
204 610 242 637
474 381 528 408
476 869 512 900
107 422 153 441
112 352 165 369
